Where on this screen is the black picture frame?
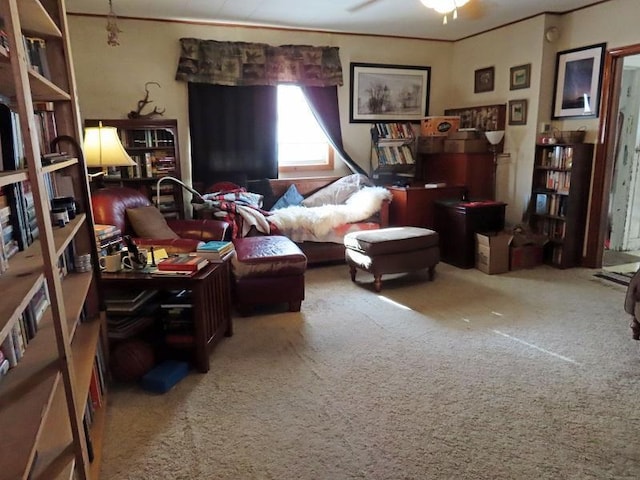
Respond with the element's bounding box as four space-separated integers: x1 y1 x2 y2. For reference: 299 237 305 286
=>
510 63 531 90
349 62 430 123
474 66 494 93
552 42 606 118
508 99 528 125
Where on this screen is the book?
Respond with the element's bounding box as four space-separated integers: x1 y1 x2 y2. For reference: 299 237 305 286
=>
195 240 235 261
157 255 208 272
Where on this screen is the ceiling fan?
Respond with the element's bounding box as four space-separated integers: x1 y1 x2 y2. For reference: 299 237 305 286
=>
347 0 485 23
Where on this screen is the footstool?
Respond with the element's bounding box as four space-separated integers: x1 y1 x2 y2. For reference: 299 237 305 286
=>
344 227 440 292
231 235 307 315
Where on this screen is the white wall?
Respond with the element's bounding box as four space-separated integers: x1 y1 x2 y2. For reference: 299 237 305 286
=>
68 17 453 185
68 0 640 226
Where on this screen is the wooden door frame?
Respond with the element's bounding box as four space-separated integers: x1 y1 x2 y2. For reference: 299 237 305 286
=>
585 43 640 267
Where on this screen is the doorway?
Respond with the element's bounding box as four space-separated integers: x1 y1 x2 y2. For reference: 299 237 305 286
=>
603 54 640 272
585 43 640 270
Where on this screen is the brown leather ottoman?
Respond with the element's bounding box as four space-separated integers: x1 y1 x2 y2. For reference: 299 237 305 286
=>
232 236 307 315
344 227 440 292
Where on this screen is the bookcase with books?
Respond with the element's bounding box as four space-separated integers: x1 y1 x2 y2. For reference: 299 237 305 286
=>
84 118 184 219
0 1 106 479
528 142 594 268
370 122 417 183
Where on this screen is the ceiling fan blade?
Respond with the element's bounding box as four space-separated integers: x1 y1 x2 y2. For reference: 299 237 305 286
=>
347 0 382 13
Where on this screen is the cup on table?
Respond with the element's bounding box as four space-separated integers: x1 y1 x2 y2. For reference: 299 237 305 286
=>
99 253 122 273
122 249 148 270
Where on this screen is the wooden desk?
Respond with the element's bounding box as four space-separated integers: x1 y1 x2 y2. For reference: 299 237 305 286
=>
388 185 466 229
100 261 232 373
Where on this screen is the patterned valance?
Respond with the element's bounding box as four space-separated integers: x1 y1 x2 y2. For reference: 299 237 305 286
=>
176 38 343 87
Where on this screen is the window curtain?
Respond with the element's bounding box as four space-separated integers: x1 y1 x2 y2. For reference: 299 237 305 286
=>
301 86 366 176
188 83 277 192
179 39 367 181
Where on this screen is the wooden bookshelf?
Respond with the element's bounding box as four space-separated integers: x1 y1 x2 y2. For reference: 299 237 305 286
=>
85 118 184 219
0 1 106 479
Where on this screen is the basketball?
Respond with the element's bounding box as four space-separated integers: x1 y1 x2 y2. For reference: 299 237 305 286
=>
110 339 155 382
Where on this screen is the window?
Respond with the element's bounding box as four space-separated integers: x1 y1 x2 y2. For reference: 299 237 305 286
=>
277 85 334 172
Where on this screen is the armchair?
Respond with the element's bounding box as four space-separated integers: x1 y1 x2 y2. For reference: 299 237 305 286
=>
91 187 230 254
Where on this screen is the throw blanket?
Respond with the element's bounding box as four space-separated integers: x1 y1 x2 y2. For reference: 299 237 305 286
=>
199 189 271 237
269 186 391 238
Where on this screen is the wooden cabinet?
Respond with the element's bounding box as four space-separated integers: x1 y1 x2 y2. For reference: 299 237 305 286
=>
528 143 594 268
0 1 105 479
418 152 494 200
85 118 184 219
388 185 465 229
370 122 416 183
435 200 507 268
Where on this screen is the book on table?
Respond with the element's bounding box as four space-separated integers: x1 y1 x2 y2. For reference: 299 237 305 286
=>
197 240 234 256
157 255 209 272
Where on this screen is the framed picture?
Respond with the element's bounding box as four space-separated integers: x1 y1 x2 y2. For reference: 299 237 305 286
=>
474 66 494 93
552 43 606 118
510 63 531 90
508 99 527 125
444 103 506 131
349 62 430 123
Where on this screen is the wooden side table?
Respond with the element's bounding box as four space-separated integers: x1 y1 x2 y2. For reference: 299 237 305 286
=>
434 199 507 268
100 261 232 373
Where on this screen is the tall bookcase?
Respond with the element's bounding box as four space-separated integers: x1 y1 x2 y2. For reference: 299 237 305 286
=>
528 142 594 268
0 1 105 479
84 118 184 219
370 122 416 183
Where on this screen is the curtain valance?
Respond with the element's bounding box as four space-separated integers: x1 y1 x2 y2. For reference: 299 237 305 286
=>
176 38 343 87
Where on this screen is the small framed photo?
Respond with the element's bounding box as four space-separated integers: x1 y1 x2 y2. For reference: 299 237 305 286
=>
474 66 494 93
510 63 531 90
552 43 606 118
509 99 528 125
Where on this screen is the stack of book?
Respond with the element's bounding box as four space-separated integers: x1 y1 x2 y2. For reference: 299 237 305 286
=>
105 289 158 340
153 255 209 276
196 240 235 261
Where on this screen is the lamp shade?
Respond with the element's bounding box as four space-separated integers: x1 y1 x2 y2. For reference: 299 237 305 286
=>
83 124 136 167
485 130 505 146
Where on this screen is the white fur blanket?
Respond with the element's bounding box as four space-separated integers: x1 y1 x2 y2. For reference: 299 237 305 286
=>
269 186 391 237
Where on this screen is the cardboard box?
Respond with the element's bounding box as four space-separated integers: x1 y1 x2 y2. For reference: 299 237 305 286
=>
420 116 460 136
444 138 489 153
448 129 480 140
510 245 544 270
417 136 445 153
475 232 512 274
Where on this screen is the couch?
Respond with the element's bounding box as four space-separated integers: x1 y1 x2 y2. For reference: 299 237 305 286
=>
197 175 390 264
91 187 230 254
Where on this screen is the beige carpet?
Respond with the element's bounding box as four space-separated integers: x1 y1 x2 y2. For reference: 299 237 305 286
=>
101 263 640 480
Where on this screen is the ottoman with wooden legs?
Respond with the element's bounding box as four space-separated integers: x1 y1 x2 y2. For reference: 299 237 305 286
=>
344 227 440 292
231 235 307 315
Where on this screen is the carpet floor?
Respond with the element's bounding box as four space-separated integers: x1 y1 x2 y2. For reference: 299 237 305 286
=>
101 263 640 480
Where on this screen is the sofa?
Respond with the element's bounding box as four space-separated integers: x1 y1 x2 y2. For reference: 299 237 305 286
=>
91 187 230 253
197 175 391 264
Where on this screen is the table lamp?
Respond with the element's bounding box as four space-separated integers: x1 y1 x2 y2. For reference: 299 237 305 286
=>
485 130 505 200
83 121 136 177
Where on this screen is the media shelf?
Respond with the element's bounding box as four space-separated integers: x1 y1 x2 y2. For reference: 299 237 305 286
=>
528 143 594 268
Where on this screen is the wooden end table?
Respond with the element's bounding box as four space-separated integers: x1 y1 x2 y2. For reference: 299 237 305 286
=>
100 261 233 373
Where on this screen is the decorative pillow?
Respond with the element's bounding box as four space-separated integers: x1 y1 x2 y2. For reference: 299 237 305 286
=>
302 173 373 207
270 184 304 211
126 206 179 239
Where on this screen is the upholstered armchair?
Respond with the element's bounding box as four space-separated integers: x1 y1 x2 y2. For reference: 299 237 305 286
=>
91 187 230 253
